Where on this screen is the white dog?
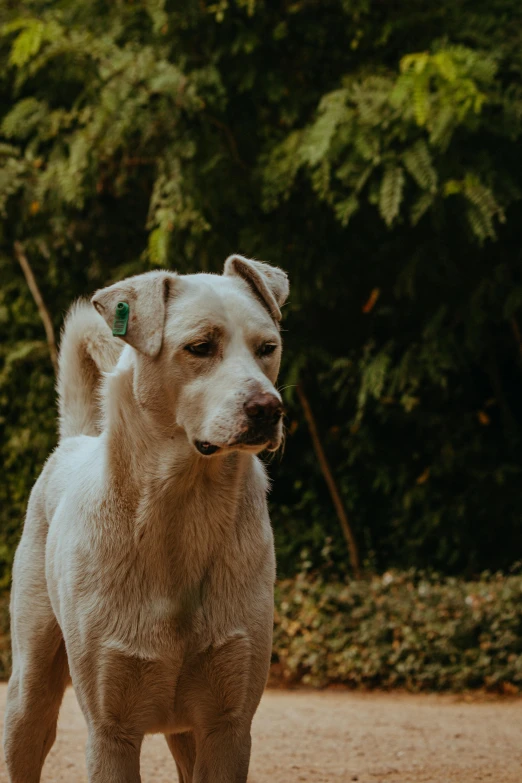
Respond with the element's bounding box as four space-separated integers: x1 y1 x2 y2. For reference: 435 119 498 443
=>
4 255 289 783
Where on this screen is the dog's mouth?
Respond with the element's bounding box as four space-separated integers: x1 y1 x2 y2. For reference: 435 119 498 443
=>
194 432 278 457
234 432 275 449
195 441 221 456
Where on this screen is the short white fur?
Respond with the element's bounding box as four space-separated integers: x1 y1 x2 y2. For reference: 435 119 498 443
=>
4 256 289 783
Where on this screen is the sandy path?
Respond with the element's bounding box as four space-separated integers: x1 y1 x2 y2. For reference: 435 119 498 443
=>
0 685 521 782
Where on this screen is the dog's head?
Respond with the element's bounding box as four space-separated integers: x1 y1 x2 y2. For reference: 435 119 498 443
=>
92 256 289 457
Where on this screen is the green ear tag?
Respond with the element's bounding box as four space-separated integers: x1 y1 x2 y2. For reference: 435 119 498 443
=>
112 302 129 336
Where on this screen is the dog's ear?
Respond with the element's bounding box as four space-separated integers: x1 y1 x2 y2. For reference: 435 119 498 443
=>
91 271 174 357
223 255 289 322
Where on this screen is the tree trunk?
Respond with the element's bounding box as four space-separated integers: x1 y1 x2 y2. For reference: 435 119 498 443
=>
14 241 58 375
296 382 361 578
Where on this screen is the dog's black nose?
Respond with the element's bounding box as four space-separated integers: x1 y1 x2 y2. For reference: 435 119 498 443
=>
244 392 283 423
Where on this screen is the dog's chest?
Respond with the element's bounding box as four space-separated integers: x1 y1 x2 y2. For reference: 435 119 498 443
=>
98 587 206 661
65 543 208 658
50 463 274 666
65 524 267 662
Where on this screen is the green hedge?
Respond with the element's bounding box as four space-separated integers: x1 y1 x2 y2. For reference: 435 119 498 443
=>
2 571 522 691
273 570 522 691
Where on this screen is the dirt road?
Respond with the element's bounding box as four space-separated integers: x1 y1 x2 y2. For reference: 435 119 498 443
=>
0 685 521 782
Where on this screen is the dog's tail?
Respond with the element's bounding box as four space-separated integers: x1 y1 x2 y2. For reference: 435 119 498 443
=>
57 300 123 440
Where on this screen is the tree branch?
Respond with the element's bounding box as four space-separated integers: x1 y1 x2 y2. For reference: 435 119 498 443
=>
14 241 58 375
203 114 248 170
511 317 522 362
296 382 361 578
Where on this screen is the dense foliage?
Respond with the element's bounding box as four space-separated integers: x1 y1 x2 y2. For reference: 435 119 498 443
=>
2 1 522 582
273 568 522 690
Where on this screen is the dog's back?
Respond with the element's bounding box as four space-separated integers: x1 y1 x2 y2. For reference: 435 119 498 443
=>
57 301 122 440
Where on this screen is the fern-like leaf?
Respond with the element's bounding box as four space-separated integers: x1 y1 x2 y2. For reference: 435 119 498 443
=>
413 76 429 126
1 98 48 139
403 140 438 192
334 196 359 227
148 227 169 265
379 165 404 227
410 191 435 225
300 89 349 167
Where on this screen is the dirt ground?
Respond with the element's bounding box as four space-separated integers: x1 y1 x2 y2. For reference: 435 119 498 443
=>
0 685 521 782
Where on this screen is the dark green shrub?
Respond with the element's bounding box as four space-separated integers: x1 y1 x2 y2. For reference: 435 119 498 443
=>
273 570 522 690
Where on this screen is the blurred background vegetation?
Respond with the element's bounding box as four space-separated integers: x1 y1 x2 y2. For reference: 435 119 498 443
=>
2 0 522 596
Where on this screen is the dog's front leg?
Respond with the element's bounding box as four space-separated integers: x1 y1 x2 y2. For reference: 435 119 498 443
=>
193 724 251 783
86 727 143 783
73 652 144 783
166 731 196 783
187 633 261 783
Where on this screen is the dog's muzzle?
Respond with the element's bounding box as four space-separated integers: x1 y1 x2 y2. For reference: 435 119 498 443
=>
195 392 284 456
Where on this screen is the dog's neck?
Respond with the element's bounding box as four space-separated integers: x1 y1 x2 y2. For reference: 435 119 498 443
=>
100 360 255 515
97 361 267 589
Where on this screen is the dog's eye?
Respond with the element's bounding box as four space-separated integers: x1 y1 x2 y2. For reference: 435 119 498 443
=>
258 342 278 358
185 342 212 356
